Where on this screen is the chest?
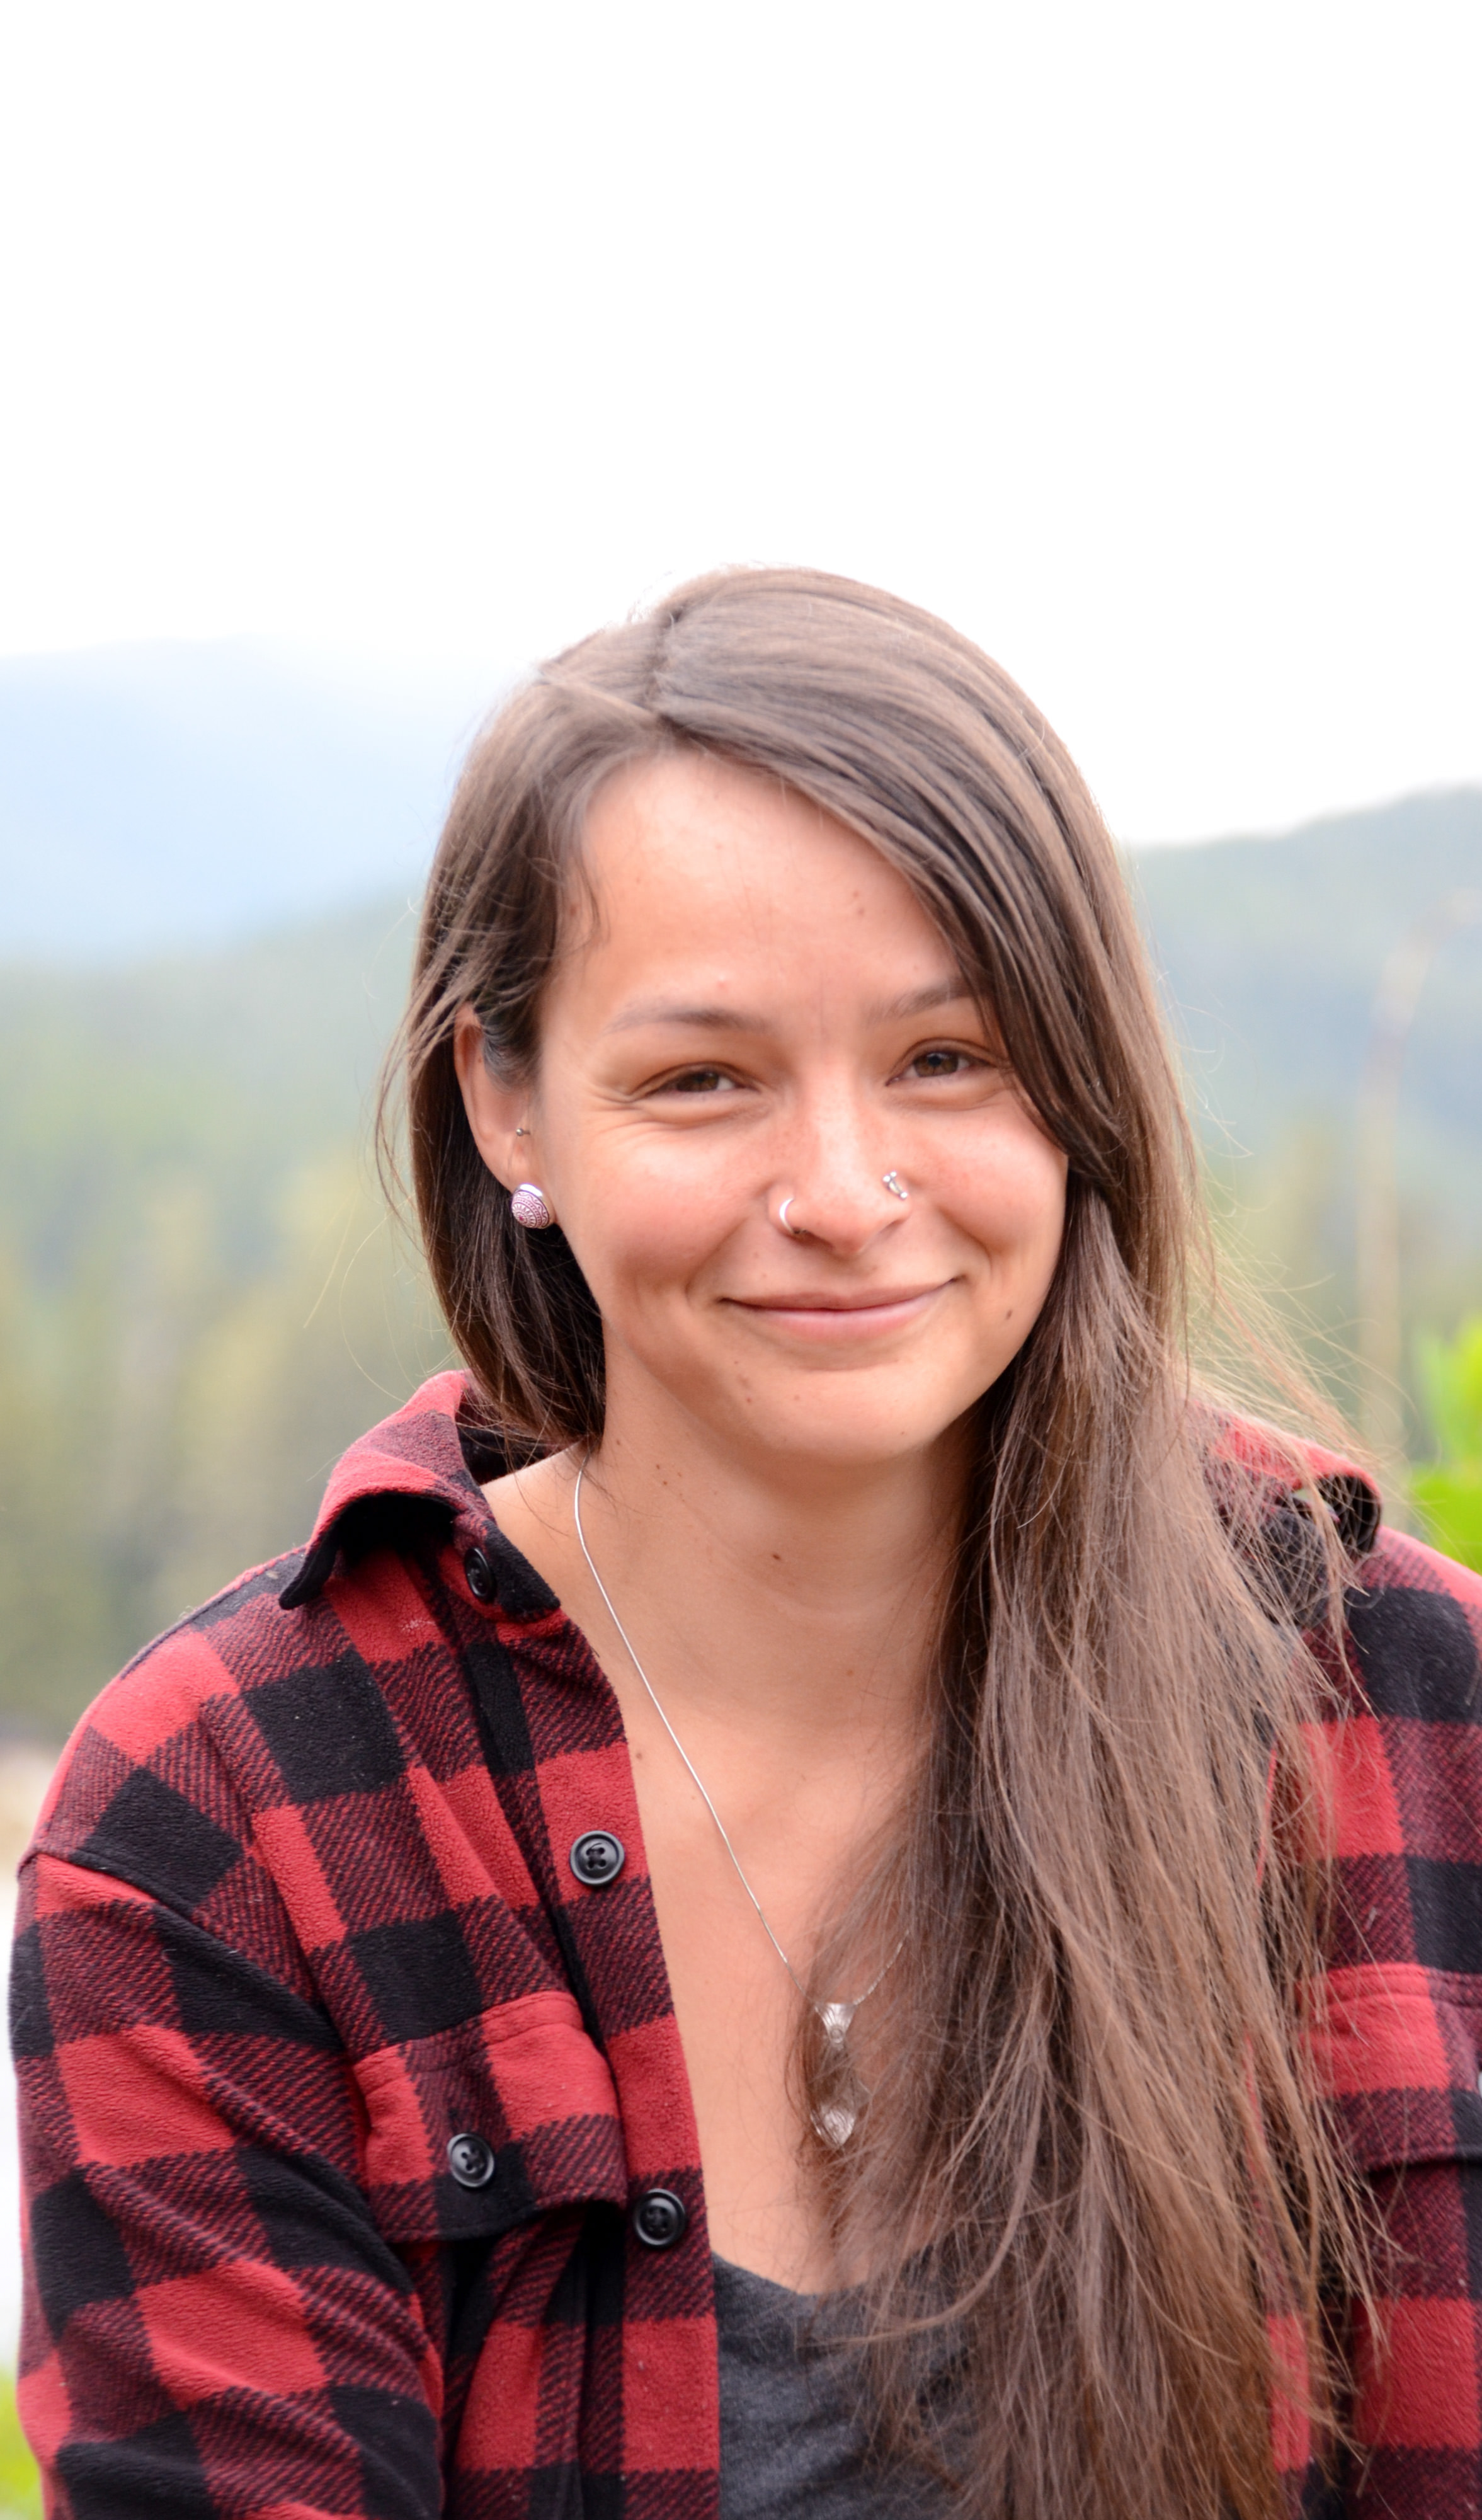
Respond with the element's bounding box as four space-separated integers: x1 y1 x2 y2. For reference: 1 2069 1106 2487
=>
613 1682 899 2291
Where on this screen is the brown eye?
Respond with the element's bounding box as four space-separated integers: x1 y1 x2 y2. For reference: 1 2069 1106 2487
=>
668 1067 735 1094
906 1048 974 1078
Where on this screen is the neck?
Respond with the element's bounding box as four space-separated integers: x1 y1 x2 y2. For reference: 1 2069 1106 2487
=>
571 1377 966 1742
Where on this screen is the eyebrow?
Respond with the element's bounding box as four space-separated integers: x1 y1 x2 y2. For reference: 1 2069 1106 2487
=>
601 978 980 1036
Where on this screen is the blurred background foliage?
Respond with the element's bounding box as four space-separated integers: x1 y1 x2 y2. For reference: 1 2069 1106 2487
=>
0 789 1479 1741
0 901 449 1733
1411 1318 1482 1572
0 2371 39 2517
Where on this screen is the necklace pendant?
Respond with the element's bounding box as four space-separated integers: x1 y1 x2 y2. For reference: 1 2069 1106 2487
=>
812 2001 867 2148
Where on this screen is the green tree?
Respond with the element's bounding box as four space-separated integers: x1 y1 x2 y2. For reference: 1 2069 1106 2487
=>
0 2374 40 2520
1411 1317 1482 1572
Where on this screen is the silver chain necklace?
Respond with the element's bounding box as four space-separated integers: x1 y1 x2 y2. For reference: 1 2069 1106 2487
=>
571 1458 895 2142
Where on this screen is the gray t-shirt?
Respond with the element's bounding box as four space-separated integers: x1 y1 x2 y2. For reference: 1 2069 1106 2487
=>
715 2253 954 2518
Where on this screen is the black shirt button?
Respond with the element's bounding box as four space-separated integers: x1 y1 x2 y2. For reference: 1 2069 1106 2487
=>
631 2187 688 2250
569 1830 626 1888
464 1549 494 1602
447 2131 497 2190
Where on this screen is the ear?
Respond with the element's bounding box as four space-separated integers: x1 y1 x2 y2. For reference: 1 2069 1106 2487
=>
452 1005 532 1190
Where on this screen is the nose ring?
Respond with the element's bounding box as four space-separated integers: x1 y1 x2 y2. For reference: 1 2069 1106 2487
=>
778 1179 906 1235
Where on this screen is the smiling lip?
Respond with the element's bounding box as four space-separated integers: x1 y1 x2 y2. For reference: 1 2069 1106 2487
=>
726 1283 950 1339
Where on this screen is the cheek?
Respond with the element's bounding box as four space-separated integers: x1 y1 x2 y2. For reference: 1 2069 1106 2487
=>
561 1165 737 1317
952 1133 1069 1277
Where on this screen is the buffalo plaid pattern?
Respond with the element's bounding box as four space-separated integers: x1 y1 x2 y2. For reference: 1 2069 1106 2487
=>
10 1371 1482 2517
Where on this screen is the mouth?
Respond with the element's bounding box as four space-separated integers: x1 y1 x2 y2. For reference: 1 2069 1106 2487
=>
724 1283 952 1341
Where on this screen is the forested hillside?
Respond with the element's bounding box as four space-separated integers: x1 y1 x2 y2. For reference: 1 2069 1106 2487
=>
0 901 443 1731
2 790 1479 1736
1133 787 1482 1341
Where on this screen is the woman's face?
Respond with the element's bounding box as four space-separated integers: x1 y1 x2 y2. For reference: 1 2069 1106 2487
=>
457 751 1068 1479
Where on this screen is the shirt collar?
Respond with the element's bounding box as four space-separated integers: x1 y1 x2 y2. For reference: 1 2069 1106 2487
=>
278 1369 558 1617
1206 1412 1382 1559
278 1376 1381 1618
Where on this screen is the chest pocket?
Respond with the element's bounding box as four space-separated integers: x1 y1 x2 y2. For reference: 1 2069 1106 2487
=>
1309 1962 1482 2174
353 1986 628 2243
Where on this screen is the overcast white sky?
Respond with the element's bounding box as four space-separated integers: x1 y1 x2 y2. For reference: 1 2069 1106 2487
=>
0 0 1477 841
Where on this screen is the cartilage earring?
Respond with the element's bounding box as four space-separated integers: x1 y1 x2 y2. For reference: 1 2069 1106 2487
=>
511 1183 554 1229
882 1171 909 1202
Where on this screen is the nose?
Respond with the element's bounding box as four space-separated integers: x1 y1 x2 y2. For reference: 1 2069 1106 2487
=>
773 1081 905 1256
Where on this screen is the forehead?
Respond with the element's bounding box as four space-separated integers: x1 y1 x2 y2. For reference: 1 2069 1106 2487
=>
574 751 947 964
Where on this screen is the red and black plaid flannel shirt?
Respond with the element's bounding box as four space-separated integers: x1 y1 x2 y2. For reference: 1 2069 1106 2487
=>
11 1371 1482 2517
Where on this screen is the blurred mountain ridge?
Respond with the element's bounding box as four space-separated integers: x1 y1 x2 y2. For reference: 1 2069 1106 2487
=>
3 633 1476 970
1130 787 1482 1228
0 637 503 959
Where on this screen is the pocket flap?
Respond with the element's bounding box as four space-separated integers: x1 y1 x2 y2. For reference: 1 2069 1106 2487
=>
354 1986 627 2241
1307 1964 1482 2172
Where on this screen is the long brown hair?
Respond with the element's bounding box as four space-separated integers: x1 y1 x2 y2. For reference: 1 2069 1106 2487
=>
387 567 1365 2519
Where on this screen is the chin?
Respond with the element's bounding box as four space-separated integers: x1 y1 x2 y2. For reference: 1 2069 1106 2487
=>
719 1388 967 1474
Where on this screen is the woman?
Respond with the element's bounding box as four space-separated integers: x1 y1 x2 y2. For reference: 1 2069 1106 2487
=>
13 568 1481 2520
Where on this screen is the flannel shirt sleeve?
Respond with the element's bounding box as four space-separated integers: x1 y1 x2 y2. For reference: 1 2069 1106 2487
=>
1320 1531 1482 2519
12 1847 443 2519
1345 2160 1482 2518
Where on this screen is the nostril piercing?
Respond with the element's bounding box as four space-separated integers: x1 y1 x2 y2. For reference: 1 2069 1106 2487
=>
778 1196 806 1239
882 1172 909 1201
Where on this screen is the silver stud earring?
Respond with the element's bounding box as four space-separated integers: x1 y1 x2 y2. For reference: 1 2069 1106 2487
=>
511 1183 554 1229
882 1171 909 1201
